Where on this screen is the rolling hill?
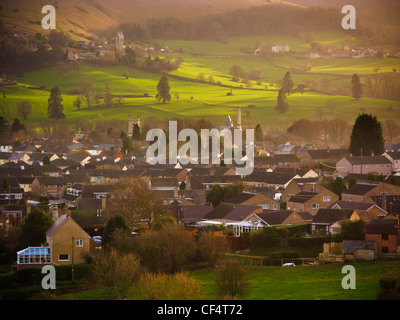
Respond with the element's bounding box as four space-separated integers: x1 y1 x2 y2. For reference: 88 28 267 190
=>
0 0 295 41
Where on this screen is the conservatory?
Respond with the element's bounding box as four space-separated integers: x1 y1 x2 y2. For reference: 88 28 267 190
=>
17 247 51 266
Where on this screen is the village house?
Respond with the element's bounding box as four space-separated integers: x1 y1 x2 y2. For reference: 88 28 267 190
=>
328 200 388 218
311 208 354 235
280 177 319 203
224 191 280 211
243 210 313 228
383 151 400 173
46 213 91 266
300 149 349 169
286 186 338 215
336 155 393 176
341 182 400 203
365 219 400 255
31 176 67 197
243 169 300 190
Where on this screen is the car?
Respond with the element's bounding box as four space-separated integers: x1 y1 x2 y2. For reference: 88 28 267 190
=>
91 236 102 245
282 263 296 267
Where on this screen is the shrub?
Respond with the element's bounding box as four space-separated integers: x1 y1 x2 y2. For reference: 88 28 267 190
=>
214 260 249 299
128 272 203 300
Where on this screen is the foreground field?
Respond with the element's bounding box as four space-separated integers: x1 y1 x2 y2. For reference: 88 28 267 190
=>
55 260 400 300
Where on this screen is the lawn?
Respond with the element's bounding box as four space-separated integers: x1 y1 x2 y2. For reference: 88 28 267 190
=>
2 40 399 132
190 260 400 300
53 260 400 300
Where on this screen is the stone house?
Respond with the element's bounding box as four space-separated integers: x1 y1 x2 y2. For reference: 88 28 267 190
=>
46 213 91 265
287 186 338 215
341 182 400 203
336 155 392 176
365 219 400 254
300 149 349 169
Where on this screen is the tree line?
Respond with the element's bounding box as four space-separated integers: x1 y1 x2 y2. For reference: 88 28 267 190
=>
101 5 344 43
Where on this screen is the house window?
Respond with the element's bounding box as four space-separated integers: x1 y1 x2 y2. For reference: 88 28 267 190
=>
76 239 83 247
273 204 278 210
380 192 388 196
382 234 389 241
312 203 319 209
323 196 331 202
59 254 69 261
261 204 269 209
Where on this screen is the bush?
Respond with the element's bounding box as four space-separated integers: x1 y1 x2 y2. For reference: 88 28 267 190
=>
127 272 203 300
214 260 249 299
249 227 280 250
377 278 400 300
287 236 331 248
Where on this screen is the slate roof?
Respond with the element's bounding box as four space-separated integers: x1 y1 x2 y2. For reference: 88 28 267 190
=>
180 205 214 222
312 209 354 224
46 214 71 237
288 191 318 203
343 183 378 195
342 240 377 254
344 156 392 165
366 219 398 235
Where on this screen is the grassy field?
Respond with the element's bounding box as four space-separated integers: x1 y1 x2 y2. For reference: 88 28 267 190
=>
54 260 400 300
1 31 399 131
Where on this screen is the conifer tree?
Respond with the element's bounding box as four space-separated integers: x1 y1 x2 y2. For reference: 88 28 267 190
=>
47 86 65 119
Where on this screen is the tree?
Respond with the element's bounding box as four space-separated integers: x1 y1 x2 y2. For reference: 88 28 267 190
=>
104 83 112 107
73 97 81 111
101 214 131 250
275 71 293 113
349 113 385 156
10 118 26 135
229 65 243 81
156 76 171 104
275 89 289 113
121 135 133 154
17 101 32 120
214 259 249 299
351 74 362 100
206 183 244 207
330 177 347 198
281 71 294 96
106 177 165 228
340 220 365 240
20 208 53 248
91 249 141 300
197 230 229 268
47 86 65 119
255 124 263 141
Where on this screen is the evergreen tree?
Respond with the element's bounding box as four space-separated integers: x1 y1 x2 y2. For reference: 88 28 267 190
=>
351 74 362 100
275 89 289 113
255 124 263 141
275 71 293 113
73 96 81 110
281 71 294 96
156 76 171 104
104 83 112 107
20 207 54 247
121 135 133 154
47 86 65 119
349 113 385 156
10 118 26 134
132 124 141 141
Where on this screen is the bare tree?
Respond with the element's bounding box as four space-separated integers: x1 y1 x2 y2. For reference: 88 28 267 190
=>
105 177 165 229
91 249 141 300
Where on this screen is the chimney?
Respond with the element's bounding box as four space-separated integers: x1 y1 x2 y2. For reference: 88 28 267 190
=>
381 195 387 212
